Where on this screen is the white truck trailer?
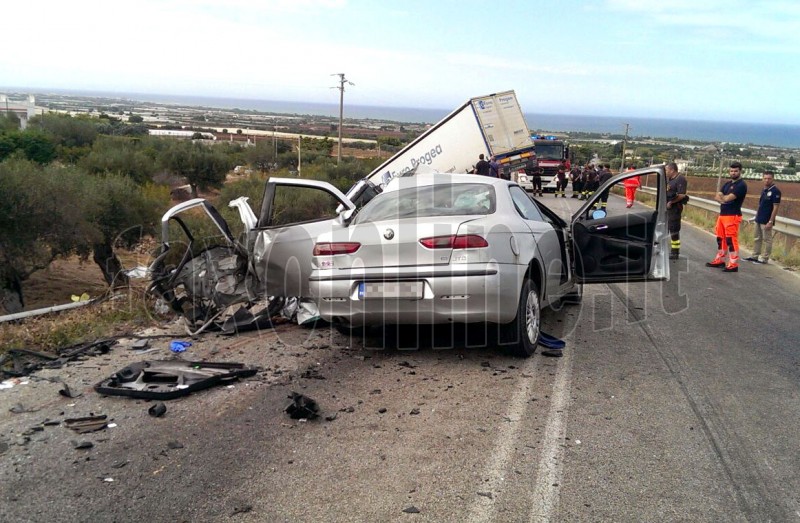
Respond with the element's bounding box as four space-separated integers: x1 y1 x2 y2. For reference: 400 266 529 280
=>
366 91 538 190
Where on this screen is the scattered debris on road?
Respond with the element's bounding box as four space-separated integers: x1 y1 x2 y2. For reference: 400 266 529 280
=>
285 392 319 420
148 402 167 417
169 340 192 353
94 360 258 400
65 415 108 433
58 382 83 398
0 340 116 379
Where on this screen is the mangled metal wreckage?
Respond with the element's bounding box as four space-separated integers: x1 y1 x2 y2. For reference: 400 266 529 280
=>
148 177 380 334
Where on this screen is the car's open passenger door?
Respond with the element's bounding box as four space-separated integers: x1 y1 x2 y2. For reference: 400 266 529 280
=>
252 178 355 297
569 166 669 283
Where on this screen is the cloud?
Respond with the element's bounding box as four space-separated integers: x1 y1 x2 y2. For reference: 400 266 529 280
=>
604 0 800 50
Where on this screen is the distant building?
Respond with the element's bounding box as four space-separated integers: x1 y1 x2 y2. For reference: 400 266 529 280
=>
148 129 216 140
675 159 690 172
0 94 40 129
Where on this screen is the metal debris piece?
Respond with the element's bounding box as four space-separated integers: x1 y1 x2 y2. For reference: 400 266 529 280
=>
95 360 258 400
64 415 108 434
402 506 421 514
284 392 319 420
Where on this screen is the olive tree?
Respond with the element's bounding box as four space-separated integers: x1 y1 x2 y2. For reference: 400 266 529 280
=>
0 160 168 312
161 141 234 197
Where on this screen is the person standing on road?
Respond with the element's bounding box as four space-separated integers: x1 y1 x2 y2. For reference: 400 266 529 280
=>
555 167 568 197
596 164 613 210
706 161 748 272
583 164 599 200
571 166 583 198
474 154 491 176
745 171 781 264
489 155 500 178
623 165 641 208
665 162 688 260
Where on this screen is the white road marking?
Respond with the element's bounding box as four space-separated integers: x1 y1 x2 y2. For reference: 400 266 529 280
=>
466 344 575 523
528 346 574 522
466 357 542 522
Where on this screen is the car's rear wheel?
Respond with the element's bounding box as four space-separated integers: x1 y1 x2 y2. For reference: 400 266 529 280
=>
507 278 541 357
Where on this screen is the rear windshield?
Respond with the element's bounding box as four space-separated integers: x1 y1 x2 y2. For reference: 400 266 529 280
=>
354 183 496 224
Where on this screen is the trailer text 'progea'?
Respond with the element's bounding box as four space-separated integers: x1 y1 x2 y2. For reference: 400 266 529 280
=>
383 144 446 181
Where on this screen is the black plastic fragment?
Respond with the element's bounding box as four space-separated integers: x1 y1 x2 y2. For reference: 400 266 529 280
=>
284 392 319 420
94 360 258 400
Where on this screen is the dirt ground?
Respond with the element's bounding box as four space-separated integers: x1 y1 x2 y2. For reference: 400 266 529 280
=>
20 251 151 313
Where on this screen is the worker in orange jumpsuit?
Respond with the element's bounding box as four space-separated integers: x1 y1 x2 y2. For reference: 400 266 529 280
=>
623 165 640 208
706 161 748 272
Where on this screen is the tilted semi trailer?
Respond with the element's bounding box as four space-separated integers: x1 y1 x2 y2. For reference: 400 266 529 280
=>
365 90 539 190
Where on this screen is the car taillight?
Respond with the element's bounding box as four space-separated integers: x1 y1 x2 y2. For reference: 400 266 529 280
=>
419 235 488 249
313 242 361 256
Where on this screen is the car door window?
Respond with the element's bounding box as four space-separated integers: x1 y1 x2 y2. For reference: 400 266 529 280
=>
272 185 341 226
509 186 545 222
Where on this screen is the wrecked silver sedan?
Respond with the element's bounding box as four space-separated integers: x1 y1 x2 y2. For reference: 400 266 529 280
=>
149 167 670 355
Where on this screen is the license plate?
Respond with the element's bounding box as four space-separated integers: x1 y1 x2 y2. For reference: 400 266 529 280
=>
358 281 423 299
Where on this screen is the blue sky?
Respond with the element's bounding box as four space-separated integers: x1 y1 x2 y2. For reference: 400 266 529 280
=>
1 0 798 125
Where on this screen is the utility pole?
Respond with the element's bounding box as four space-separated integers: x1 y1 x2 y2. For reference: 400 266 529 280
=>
332 73 354 165
298 134 302 176
620 123 630 172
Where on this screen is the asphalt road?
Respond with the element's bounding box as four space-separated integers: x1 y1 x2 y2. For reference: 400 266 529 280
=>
2 193 799 522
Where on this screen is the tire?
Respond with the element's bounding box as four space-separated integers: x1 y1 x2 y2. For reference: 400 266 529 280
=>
507 279 541 357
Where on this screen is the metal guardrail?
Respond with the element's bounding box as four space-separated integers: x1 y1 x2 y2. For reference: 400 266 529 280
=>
639 186 800 239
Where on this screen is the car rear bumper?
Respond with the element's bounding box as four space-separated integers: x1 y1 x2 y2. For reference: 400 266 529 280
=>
310 263 522 326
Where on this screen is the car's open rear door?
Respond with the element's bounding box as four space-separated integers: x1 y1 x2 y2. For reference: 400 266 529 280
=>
252 177 355 297
569 166 670 283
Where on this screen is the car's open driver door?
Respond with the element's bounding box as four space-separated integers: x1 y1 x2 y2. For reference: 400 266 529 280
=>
569 165 670 284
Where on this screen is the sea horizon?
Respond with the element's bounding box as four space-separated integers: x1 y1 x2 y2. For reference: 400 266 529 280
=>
6 87 800 149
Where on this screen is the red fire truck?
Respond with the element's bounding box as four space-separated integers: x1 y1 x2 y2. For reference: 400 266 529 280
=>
531 135 570 192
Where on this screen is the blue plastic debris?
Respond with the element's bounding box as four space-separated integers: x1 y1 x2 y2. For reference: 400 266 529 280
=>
169 340 192 353
538 332 565 350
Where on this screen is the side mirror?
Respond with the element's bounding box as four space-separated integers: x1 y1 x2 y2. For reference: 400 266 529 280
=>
591 209 607 220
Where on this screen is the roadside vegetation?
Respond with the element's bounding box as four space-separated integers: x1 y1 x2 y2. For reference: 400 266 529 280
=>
0 110 386 354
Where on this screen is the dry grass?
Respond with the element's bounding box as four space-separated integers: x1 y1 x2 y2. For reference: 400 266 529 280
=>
0 282 164 354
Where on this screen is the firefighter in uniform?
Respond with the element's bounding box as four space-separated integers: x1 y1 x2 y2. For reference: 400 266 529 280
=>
596 164 613 210
571 166 583 198
706 161 747 272
583 165 599 199
555 167 568 197
665 162 688 260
